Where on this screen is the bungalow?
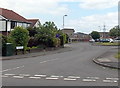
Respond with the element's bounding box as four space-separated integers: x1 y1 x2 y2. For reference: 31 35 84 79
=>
27 19 41 28
0 8 40 35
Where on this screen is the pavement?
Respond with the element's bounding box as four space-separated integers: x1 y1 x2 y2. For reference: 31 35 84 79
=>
93 47 120 69
1 44 73 61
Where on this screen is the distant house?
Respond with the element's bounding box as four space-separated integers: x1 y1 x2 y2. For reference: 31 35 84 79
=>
27 19 41 28
73 32 90 41
62 28 75 38
99 32 110 38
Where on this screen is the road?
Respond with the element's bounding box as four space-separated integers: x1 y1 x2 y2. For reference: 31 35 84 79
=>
1 42 118 86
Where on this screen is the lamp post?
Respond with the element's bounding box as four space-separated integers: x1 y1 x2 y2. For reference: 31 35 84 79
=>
63 15 67 29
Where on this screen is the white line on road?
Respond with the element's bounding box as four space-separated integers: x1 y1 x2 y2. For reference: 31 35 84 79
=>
34 75 47 77
29 77 41 79
64 78 77 81
103 80 118 83
46 77 59 80
50 75 63 78
1 65 24 72
68 76 80 79
82 79 96 82
40 59 58 64
13 76 24 79
86 77 99 79
4 74 15 76
106 78 119 80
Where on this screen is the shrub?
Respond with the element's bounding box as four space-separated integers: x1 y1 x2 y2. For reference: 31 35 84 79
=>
10 26 29 49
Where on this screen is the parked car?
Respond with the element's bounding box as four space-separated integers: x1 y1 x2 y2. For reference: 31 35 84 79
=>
99 38 110 43
108 38 114 43
113 38 120 43
89 39 95 43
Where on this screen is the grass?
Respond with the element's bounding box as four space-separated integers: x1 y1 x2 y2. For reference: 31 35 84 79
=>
115 52 120 59
96 42 120 46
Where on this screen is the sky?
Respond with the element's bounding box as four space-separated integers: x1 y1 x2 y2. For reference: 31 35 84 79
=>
0 0 119 34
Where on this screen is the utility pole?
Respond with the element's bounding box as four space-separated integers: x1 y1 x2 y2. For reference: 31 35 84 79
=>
103 24 106 38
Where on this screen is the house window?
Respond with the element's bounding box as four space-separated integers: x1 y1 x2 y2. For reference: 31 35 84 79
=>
11 21 16 29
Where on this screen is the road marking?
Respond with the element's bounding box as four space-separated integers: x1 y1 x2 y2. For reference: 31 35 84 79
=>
82 79 96 82
86 77 99 79
29 77 41 79
4 74 15 76
34 75 46 77
40 59 58 64
50 75 63 78
19 74 30 77
103 80 118 83
13 76 24 79
1 65 24 72
106 78 119 80
64 78 77 81
46 77 59 80
68 76 80 79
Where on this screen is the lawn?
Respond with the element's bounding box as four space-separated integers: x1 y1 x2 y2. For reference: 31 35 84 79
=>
115 52 120 59
96 42 120 46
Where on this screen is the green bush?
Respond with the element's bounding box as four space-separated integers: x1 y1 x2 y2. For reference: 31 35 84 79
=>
10 26 29 49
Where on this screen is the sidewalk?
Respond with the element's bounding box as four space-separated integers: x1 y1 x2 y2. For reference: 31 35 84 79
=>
1 44 72 61
93 48 120 69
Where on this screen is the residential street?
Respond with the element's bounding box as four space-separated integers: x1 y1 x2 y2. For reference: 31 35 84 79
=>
2 42 118 86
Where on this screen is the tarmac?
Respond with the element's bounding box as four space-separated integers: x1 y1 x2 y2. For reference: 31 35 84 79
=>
1 44 120 70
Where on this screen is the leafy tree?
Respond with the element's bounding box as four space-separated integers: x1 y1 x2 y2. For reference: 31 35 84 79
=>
109 25 120 38
27 27 38 37
91 31 100 40
10 26 29 49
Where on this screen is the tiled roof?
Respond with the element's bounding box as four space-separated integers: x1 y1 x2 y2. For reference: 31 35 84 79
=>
0 8 30 23
27 19 39 27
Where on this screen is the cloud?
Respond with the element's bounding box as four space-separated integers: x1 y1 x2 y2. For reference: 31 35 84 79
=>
66 12 118 33
79 0 119 9
0 0 70 16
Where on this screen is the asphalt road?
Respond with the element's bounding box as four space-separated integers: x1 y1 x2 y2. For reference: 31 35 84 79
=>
1 42 118 86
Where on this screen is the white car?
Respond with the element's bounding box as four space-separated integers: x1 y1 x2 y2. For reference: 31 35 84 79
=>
113 38 120 43
108 38 114 43
89 39 95 43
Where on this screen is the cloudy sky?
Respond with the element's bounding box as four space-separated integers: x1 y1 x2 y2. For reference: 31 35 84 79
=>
0 0 119 33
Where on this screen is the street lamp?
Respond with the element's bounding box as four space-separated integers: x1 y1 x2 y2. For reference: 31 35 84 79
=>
63 15 67 29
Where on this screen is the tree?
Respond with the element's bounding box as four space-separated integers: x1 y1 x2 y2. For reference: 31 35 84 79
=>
35 21 60 47
109 25 120 38
10 26 29 49
91 31 100 40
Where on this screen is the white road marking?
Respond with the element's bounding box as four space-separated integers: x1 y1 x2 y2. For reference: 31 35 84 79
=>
68 76 80 79
4 74 15 76
50 75 63 78
103 80 118 83
34 75 46 77
40 59 58 64
64 78 77 81
1 65 24 72
86 77 99 79
82 79 96 82
46 77 59 80
13 76 24 79
29 77 41 79
106 78 119 80
19 74 30 77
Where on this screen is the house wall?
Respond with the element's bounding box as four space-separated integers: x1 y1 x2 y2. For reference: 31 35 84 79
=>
62 29 74 38
34 21 40 27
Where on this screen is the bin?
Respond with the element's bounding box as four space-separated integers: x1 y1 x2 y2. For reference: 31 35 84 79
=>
2 43 14 56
